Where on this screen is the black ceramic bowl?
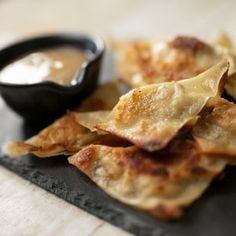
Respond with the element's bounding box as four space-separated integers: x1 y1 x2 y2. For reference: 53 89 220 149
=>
0 33 104 124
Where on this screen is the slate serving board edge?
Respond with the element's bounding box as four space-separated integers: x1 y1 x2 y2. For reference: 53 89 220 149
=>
0 154 163 236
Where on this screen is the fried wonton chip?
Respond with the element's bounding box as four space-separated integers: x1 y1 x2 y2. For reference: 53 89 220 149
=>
113 35 235 88
76 80 123 112
78 60 228 152
68 140 227 220
7 81 124 158
215 32 234 51
225 73 236 99
214 33 236 99
193 97 236 158
8 112 94 157
74 111 110 133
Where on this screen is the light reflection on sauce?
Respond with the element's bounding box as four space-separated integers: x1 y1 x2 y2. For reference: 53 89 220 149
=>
0 47 88 85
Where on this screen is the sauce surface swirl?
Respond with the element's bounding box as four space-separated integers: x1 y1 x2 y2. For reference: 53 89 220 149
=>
0 47 88 85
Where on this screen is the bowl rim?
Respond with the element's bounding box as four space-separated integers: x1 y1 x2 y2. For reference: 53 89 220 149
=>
0 32 105 91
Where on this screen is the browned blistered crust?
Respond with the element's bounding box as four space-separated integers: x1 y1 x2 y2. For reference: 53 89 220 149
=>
94 60 229 152
114 36 227 87
7 81 124 158
170 36 207 53
75 145 96 170
69 139 226 220
193 97 236 158
129 39 206 82
110 140 217 178
8 112 92 157
8 112 128 158
36 112 85 149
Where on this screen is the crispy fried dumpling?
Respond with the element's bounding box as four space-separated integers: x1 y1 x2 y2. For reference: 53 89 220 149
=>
193 97 236 158
68 140 227 219
215 32 234 52
225 73 236 99
78 60 228 152
76 80 123 112
215 33 236 99
113 36 234 88
8 112 98 157
7 81 123 157
74 111 110 133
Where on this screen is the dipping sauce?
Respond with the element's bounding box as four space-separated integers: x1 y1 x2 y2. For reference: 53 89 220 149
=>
0 47 88 85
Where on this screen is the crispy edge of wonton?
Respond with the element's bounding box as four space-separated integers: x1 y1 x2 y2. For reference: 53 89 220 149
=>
213 33 236 97
225 73 236 99
83 60 228 152
193 97 236 159
68 140 227 220
215 32 234 51
7 112 95 157
77 80 123 112
7 81 124 158
113 35 233 88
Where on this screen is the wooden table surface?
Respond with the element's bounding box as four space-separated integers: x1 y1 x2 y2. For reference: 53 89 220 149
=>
1 0 236 235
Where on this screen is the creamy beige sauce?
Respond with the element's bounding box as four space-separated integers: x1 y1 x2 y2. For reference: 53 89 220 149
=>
0 47 88 85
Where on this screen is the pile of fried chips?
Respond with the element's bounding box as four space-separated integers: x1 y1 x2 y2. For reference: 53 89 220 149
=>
8 35 236 220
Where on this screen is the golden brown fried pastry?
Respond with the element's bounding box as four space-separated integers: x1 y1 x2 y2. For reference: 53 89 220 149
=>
7 81 123 157
77 60 228 152
214 33 236 100
8 112 97 157
193 97 236 158
74 111 110 133
68 140 227 220
76 80 123 112
113 35 235 88
225 73 236 99
215 32 234 52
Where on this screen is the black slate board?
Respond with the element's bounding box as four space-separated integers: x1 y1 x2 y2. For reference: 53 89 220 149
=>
1 46 236 236
1 101 236 236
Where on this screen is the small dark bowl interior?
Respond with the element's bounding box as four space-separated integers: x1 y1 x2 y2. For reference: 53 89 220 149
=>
0 34 104 124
